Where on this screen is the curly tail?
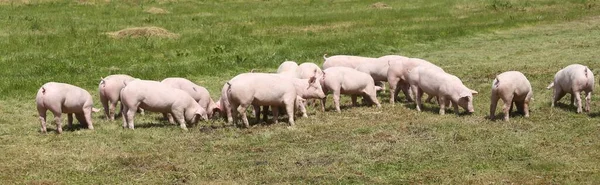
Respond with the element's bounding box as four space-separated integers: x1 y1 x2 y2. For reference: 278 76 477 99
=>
323 53 328 60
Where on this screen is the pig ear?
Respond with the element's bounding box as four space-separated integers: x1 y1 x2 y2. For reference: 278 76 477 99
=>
308 76 316 84
470 89 478 95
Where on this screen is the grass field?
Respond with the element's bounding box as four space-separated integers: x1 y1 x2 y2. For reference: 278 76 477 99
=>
1 0 600 184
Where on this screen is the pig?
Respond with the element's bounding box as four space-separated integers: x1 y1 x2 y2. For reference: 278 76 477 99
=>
387 56 443 104
323 54 385 89
322 54 380 69
355 57 391 88
256 70 325 122
98 74 136 121
120 79 208 130
276 61 299 78
490 71 533 121
320 67 382 113
547 64 594 113
222 72 325 128
36 82 97 134
160 77 218 119
297 62 324 79
408 66 478 115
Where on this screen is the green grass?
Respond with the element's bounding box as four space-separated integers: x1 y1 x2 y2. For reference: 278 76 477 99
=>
1 0 600 184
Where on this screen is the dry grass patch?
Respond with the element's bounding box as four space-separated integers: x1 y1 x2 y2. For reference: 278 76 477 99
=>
371 2 391 9
106 26 179 39
145 7 170 14
258 22 354 35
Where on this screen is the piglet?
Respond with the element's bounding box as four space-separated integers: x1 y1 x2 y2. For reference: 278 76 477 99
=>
120 79 208 130
98 74 136 121
547 64 594 113
490 71 533 121
36 82 98 134
161 77 218 118
320 67 381 113
408 66 478 115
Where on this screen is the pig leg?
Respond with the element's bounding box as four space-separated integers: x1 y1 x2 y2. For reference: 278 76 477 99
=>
83 109 94 130
452 100 460 115
100 95 110 120
523 99 530 118
253 105 262 124
264 106 272 123
388 76 400 104
67 113 74 129
51 111 63 134
351 95 358 107
585 91 592 112
438 96 446 115
333 90 342 113
515 100 524 115
285 102 295 127
501 93 515 121
231 103 240 126
552 88 566 107
37 107 47 134
412 86 423 112
297 100 308 118
574 91 583 113
108 101 118 121
122 104 137 129
162 113 175 124
489 91 500 120
171 111 188 131
237 104 250 128
364 90 381 108
272 105 279 125
570 93 575 106
400 83 413 102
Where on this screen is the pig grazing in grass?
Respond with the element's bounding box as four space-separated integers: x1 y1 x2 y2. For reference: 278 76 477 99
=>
408 66 478 115
547 64 594 113
222 73 325 128
320 67 381 113
36 82 97 134
98 74 136 121
490 71 533 121
120 79 208 131
386 56 443 103
161 77 218 118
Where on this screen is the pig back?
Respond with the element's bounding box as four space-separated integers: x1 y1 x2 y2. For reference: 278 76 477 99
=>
38 82 92 113
227 73 296 104
323 55 378 69
161 77 207 102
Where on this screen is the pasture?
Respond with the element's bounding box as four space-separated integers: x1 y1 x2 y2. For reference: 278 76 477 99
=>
1 0 600 184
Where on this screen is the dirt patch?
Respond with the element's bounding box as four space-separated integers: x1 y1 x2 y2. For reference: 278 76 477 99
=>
106 26 179 39
371 2 391 9
145 7 169 14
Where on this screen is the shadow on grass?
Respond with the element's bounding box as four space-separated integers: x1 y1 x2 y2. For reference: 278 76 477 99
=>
487 111 529 121
40 122 91 134
554 102 578 113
